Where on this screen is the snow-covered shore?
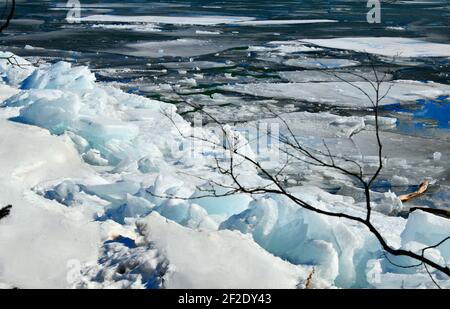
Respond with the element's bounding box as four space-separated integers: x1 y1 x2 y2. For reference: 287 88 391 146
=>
0 51 449 289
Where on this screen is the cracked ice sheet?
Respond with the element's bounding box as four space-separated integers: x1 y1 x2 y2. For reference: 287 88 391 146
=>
221 80 450 108
302 37 450 58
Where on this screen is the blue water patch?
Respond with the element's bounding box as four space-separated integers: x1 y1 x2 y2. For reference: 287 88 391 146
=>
383 96 450 131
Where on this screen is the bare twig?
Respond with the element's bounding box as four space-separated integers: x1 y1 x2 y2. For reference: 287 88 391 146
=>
155 57 450 280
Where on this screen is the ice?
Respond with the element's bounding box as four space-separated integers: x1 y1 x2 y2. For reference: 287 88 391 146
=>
283 58 360 69
77 212 323 288
401 210 450 260
302 37 450 58
121 39 241 58
15 91 80 134
237 19 338 26
433 152 442 162
81 15 256 26
162 61 234 70
220 192 381 287
0 52 35 86
82 149 109 166
222 80 450 108
102 194 154 225
191 190 253 220
258 40 323 54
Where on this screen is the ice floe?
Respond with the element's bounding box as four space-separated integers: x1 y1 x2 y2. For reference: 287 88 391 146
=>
221 80 450 108
303 37 450 58
120 39 242 58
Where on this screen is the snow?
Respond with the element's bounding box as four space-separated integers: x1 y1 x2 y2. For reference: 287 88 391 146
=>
302 37 450 58
237 19 338 26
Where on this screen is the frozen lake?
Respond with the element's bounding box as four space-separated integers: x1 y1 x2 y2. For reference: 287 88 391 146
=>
1 0 450 207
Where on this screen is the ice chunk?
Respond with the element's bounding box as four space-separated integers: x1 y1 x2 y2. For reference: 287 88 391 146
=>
0 52 35 86
82 149 109 166
81 15 255 26
21 61 96 90
122 39 243 58
220 194 370 286
81 181 141 205
190 190 253 221
43 180 81 206
14 91 80 134
401 210 450 260
283 58 360 69
154 200 219 230
433 152 442 162
102 194 155 224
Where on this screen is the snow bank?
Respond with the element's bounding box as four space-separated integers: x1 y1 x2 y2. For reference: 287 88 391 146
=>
401 210 450 261
0 120 102 288
302 37 450 58
135 213 315 289
1 51 449 289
